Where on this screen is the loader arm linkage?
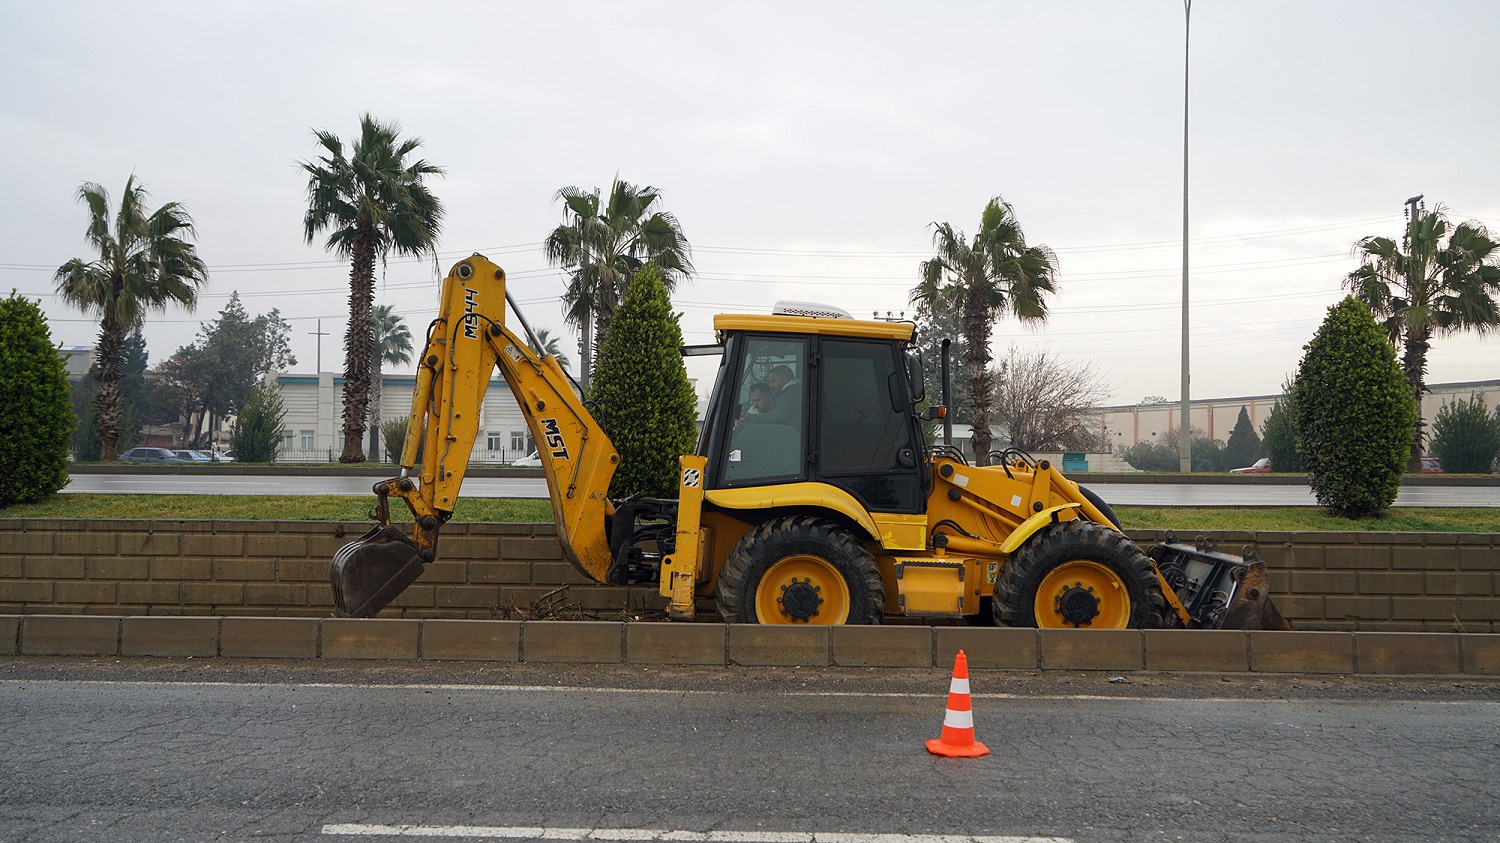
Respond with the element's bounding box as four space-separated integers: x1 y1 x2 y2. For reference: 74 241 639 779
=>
332 254 620 618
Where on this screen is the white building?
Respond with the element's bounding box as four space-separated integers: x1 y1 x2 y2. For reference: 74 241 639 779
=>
275 373 533 463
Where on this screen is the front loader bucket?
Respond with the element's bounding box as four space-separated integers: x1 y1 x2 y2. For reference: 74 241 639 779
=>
1217 559 1291 630
331 525 427 618
1148 538 1291 630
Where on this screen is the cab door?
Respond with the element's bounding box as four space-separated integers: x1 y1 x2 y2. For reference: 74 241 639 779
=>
811 337 925 513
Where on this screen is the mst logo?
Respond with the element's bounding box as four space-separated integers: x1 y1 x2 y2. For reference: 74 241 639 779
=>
462 288 479 339
540 417 569 460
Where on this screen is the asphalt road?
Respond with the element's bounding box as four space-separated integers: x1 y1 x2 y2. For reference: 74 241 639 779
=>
2 660 1498 843
61 473 1500 507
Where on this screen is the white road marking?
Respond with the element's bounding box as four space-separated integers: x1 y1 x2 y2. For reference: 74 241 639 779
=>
320 825 1071 843
3 678 1495 706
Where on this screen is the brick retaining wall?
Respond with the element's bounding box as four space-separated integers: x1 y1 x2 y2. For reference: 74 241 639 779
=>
1 520 1497 631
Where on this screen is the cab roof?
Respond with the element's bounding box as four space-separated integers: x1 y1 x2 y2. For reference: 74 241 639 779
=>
713 313 915 341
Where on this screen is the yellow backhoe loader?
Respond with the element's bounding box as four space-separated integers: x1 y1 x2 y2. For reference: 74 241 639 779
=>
332 254 1288 630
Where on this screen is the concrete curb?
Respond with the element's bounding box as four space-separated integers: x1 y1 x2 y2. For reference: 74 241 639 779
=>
4 615 1497 676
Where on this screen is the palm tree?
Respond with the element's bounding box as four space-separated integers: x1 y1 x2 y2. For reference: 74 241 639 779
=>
301 114 444 462
368 304 414 460
910 196 1058 466
543 177 692 389
1345 203 1500 470
54 176 208 460
531 326 572 372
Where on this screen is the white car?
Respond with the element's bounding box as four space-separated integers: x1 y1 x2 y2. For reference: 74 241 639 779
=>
512 452 541 467
1229 457 1271 474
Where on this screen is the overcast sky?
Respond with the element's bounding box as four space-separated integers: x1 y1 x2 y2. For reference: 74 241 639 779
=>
4 1 1497 407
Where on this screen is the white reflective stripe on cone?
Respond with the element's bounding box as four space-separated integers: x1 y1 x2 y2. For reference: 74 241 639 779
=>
942 708 974 729
948 678 969 694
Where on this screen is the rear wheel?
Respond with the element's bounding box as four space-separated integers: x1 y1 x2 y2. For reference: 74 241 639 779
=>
717 516 884 625
994 519 1167 629
1077 484 1121 530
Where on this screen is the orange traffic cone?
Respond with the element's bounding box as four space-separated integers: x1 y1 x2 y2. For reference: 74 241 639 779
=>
926 649 989 758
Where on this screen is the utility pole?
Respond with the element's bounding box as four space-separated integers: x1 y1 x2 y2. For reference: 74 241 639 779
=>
1405 194 1424 244
310 319 329 373
1179 0 1194 473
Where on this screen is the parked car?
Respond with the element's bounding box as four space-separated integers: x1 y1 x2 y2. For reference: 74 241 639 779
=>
512 451 541 467
174 450 215 463
118 447 187 463
1421 457 1443 473
1229 457 1271 474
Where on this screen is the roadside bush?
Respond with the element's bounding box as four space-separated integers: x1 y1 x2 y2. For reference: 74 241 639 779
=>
1118 428 1225 472
1292 297 1415 517
380 416 413 464
1261 380 1303 472
70 375 101 462
591 264 699 498
1430 394 1500 474
0 292 74 506
229 380 286 463
1119 440 1177 473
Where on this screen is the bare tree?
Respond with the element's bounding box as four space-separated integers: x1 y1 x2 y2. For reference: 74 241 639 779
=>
992 347 1110 452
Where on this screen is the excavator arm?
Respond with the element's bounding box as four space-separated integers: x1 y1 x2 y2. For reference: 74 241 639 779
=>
331 254 620 617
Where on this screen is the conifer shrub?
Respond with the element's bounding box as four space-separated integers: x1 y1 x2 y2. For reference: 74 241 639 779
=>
229 380 287 463
1222 406 1263 469
1261 381 1304 472
591 265 699 498
1430 394 1500 474
0 292 74 506
1292 297 1415 517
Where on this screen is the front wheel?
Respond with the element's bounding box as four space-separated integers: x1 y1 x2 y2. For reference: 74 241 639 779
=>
717 516 884 625
994 519 1167 629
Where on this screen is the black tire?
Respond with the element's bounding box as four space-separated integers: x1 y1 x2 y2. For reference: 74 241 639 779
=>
994 519 1167 629
962 596 996 626
716 515 885 625
1078 484 1122 530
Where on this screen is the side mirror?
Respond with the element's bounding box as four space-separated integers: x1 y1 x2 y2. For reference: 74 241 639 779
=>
906 350 925 403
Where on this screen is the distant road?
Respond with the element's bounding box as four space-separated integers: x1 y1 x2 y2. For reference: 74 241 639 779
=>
62 473 1500 506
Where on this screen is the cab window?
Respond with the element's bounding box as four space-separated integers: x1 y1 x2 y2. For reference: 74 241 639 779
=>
719 336 806 485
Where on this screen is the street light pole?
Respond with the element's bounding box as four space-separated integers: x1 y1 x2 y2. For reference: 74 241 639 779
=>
1178 0 1193 473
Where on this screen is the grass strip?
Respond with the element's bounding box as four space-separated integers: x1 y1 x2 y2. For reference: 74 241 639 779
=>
0 495 553 523
3 495 1498 533
1116 506 1500 533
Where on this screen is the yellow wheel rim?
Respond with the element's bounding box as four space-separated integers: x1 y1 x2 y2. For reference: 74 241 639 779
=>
1034 560 1131 628
754 555 851 624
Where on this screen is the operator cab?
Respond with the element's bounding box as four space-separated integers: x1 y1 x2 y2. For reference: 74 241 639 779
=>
698 305 929 514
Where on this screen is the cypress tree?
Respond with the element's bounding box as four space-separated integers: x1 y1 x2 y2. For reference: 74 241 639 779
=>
1261 390 1303 473
0 292 75 506
1223 406 1263 469
1292 297 1415 517
591 265 699 498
